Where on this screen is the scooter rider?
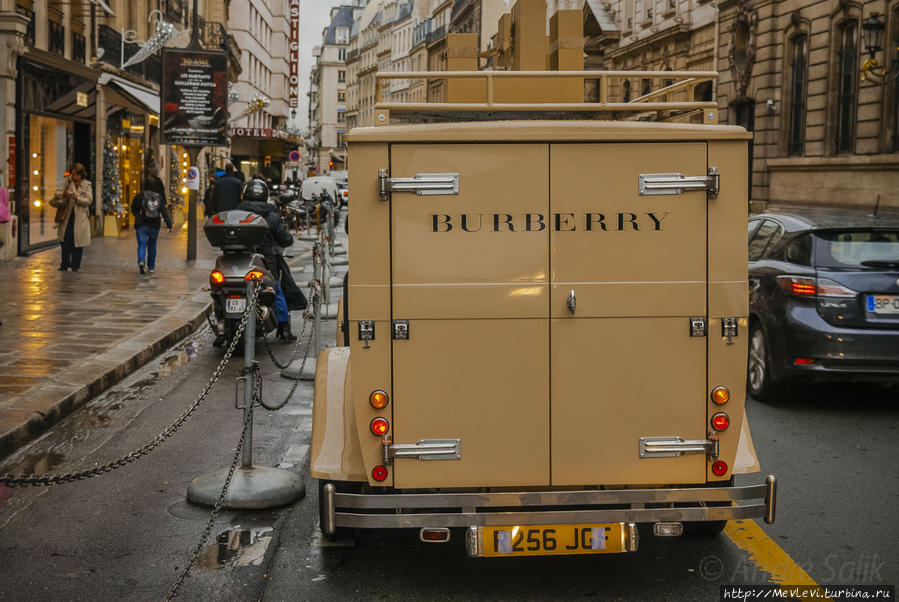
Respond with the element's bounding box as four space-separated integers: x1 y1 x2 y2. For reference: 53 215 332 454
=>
238 178 297 342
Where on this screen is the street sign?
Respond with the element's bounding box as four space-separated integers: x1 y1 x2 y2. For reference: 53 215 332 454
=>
161 48 229 147
288 150 301 162
186 166 200 190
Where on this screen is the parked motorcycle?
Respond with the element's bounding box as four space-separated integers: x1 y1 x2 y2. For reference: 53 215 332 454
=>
203 210 280 349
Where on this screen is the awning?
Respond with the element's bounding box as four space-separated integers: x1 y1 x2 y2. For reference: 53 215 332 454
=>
98 73 159 116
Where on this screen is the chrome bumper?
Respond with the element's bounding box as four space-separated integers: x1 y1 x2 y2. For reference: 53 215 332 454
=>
322 475 777 534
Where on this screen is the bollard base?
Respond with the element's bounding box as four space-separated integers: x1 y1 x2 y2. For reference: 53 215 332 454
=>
187 466 305 510
281 356 316 380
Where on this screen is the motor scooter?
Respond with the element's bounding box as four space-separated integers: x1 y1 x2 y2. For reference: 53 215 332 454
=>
203 210 279 348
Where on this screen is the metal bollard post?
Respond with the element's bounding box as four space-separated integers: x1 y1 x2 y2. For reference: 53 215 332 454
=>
313 243 322 358
322 233 331 306
241 279 256 469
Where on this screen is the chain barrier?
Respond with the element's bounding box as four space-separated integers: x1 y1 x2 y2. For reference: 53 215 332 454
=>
259 290 319 412
164 374 260 602
0 283 262 487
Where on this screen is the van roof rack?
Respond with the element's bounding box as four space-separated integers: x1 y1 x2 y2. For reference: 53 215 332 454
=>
373 70 719 126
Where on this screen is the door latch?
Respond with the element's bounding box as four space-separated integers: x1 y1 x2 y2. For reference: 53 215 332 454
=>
690 317 707 337
639 167 720 199
722 317 738 345
358 320 375 348
567 290 576 314
392 320 409 340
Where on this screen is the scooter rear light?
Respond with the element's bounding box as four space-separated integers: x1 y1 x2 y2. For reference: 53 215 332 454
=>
245 270 264 282
212 215 224 224
210 271 225 284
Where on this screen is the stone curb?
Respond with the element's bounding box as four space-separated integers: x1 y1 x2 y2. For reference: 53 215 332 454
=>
0 299 213 463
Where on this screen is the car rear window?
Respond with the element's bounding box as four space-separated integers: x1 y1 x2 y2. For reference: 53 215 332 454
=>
814 230 899 268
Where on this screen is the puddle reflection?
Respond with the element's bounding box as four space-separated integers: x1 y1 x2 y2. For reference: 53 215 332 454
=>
200 528 273 568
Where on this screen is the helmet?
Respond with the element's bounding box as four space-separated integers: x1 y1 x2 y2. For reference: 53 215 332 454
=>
242 178 269 203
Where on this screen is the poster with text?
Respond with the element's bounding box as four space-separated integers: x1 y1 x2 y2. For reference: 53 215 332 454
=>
161 48 228 146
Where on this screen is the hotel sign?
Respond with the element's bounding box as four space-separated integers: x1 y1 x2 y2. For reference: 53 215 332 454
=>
288 0 300 109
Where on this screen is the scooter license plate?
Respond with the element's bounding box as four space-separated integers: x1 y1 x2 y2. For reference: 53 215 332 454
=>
225 297 246 314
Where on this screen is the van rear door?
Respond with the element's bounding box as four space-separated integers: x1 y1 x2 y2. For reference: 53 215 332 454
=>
389 143 551 489
549 142 709 485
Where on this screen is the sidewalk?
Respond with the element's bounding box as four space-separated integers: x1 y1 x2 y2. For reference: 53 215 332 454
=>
0 225 217 460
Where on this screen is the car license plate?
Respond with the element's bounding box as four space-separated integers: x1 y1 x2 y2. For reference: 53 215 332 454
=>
480 523 626 557
866 295 899 314
225 297 246 314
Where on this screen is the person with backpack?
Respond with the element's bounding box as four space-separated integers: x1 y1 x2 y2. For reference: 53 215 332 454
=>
131 175 173 275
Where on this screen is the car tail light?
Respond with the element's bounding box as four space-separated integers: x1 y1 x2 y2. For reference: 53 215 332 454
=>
369 390 389 409
371 465 388 482
370 417 389 436
711 386 730 405
794 358 816 365
245 270 264 282
711 460 728 476
210 270 225 285
776 276 857 298
711 412 730 431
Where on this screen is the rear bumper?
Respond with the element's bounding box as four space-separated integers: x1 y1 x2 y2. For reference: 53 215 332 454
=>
322 475 776 534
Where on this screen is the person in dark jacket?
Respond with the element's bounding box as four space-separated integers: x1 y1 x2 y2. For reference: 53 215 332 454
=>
131 176 173 275
238 178 304 342
215 163 243 212
144 166 166 200
202 170 218 217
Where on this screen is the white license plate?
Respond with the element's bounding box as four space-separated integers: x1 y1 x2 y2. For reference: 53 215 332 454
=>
865 295 899 314
225 297 246 314
866 295 899 314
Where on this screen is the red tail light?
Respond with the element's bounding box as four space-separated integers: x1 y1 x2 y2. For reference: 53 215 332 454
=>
212 215 224 224
371 465 388 482
711 460 728 476
239 215 257 224
210 271 225 285
711 412 730 431
370 417 389 436
244 270 264 282
794 358 816 365
776 276 857 298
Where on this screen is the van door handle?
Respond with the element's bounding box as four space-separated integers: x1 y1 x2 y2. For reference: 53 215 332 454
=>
567 290 576 314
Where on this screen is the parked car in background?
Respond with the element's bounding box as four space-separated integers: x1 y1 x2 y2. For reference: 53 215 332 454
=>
747 209 899 400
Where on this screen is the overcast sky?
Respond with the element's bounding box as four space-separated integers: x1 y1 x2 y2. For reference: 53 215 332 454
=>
296 0 346 131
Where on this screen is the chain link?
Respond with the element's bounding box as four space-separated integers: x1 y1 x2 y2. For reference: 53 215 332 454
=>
259 291 319 412
0 283 262 487
164 375 259 602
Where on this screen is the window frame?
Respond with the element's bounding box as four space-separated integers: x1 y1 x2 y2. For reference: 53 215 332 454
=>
786 33 808 156
834 19 859 154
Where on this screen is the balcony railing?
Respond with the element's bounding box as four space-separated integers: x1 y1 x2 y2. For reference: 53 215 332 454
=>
428 24 445 44
98 24 122 67
48 21 65 56
15 5 35 46
97 24 160 84
72 31 86 64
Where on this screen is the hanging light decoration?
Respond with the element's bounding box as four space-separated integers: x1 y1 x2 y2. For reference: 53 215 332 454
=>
122 10 180 69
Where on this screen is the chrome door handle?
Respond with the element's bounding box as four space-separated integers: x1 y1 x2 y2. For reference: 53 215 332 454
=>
567 289 576 314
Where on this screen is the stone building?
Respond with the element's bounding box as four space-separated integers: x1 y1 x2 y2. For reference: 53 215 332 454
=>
716 0 899 209
307 2 364 174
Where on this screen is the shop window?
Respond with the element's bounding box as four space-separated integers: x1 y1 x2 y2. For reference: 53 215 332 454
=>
787 34 808 156
27 115 74 246
835 21 858 154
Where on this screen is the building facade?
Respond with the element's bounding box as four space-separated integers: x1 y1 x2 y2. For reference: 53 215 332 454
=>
307 2 363 174
227 0 298 182
716 0 899 209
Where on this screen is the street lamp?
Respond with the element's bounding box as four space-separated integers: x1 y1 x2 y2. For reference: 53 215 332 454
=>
121 9 180 69
860 13 898 84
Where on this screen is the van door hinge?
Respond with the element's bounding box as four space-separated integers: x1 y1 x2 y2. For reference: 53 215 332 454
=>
639 167 719 199
722 317 738 344
382 436 462 465
378 169 459 201
639 436 719 459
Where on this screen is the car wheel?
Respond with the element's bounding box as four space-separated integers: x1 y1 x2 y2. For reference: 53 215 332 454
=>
747 323 780 402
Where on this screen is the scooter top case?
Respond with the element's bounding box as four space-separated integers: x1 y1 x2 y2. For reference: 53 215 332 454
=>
204 211 269 252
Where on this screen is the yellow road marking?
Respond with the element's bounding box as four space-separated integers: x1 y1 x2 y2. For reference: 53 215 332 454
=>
725 519 831 600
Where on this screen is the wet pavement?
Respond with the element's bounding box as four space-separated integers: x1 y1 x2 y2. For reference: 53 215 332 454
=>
0 225 216 459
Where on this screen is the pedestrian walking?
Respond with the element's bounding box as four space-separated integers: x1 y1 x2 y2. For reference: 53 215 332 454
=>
49 162 92 272
215 163 243 212
131 175 173 275
144 165 166 200
203 170 218 217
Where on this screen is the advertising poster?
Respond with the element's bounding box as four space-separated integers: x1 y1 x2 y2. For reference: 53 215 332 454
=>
161 48 228 146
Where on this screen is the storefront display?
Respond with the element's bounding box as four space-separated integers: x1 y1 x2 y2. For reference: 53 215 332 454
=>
27 115 73 245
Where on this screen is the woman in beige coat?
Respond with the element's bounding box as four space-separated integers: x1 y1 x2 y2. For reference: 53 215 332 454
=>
49 162 92 271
